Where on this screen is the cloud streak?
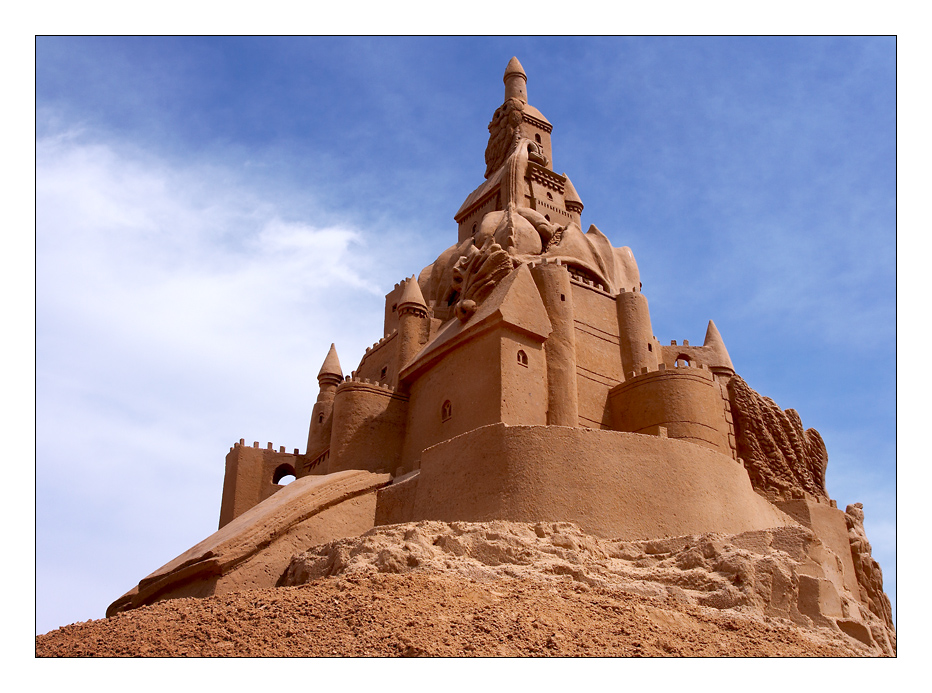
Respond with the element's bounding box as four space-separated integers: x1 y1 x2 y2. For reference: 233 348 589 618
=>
36 126 395 634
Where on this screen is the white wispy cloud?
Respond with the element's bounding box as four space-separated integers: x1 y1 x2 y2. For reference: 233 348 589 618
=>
35 125 394 633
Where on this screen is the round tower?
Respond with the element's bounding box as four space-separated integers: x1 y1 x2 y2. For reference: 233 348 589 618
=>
305 343 342 469
397 275 431 371
503 56 528 104
530 260 579 426
616 289 659 378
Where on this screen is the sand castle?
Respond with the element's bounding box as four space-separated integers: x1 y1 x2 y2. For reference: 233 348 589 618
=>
108 58 894 653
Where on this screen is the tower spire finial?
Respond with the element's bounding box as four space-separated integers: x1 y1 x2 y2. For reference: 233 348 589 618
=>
317 343 343 383
399 275 427 308
703 320 735 372
503 56 528 104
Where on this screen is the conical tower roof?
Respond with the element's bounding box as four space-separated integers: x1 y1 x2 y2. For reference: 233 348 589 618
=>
502 56 530 107
504 56 526 80
563 173 583 211
317 343 343 381
703 320 734 372
398 275 427 310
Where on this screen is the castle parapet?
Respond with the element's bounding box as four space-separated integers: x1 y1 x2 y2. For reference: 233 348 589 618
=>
327 379 409 476
608 369 736 458
219 440 301 528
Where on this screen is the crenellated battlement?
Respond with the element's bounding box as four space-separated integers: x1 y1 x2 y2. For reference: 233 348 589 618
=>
338 374 400 394
527 258 612 295
363 329 398 357
568 274 612 295
526 257 567 268
230 438 300 455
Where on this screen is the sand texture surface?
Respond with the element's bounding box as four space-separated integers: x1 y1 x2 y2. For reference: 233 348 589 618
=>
37 521 892 657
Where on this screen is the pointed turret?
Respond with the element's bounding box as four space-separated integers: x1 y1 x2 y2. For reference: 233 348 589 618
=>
503 56 528 104
306 343 343 463
563 173 584 224
397 276 431 372
703 320 735 374
317 343 343 385
397 275 427 313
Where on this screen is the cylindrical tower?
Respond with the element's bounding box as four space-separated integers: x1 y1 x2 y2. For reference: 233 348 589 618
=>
305 343 342 470
328 380 407 475
616 289 658 378
503 56 528 104
397 275 431 371
530 259 579 426
608 369 733 456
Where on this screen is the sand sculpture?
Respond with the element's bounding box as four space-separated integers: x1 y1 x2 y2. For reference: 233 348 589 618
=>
108 58 894 653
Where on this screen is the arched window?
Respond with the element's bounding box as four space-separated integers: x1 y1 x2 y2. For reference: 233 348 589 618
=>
535 133 542 144
317 412 324 424
517 350 528 367
273 463 297 485
674 354 691 368
441 400 452 422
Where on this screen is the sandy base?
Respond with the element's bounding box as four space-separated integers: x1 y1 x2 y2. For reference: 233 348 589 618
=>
39 520 890 657
37 571 872 657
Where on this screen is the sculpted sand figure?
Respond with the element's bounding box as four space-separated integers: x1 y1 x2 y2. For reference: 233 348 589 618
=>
106 57 895 656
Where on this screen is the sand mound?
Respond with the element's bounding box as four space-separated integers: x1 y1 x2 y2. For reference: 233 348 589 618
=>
37 521 893 657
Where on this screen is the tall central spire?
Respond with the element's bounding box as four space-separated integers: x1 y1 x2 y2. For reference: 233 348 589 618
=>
455 57 564 243
503 56 528 104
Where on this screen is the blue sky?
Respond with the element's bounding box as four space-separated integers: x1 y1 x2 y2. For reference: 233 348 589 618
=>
35 36 896 636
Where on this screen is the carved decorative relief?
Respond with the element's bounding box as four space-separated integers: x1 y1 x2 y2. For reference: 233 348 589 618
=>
727 375 828 502
484 98 525 178
845 503 895 630
450 237 516 322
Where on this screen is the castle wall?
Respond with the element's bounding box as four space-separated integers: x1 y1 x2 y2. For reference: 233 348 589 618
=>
499 332 549 426
327 381 409 476
401 424 798 540
400 333 504 473
353 331 400 387
219 441 301 528
569 280 623 429
399 326 549 473
607 369 735 457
